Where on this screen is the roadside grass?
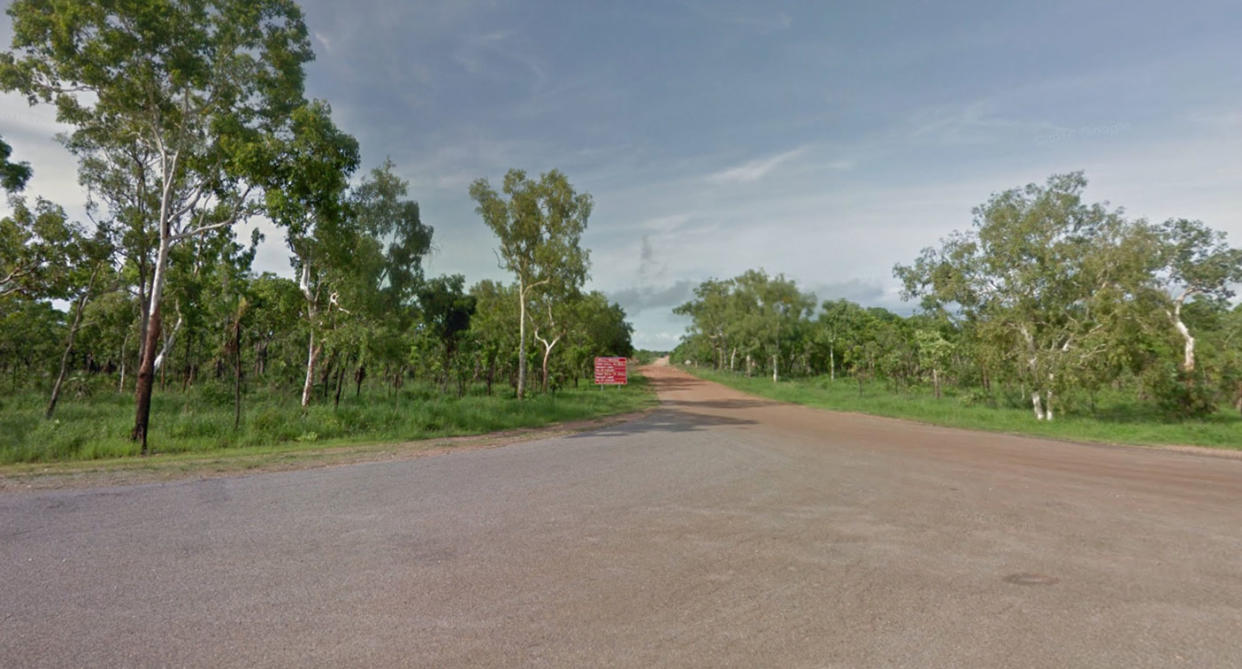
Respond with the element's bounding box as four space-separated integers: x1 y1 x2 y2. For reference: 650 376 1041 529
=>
680 366 1242 450
0 372 655 466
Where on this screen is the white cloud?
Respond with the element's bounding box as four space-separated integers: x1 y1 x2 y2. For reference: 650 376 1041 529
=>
452 30 547 90
312 31 333 52
452 31 511 74
905 101 1062 146
1 99 71 140
0 95 85 219
705 146 808 184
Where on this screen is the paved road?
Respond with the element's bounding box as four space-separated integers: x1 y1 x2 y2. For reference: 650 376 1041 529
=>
3 362 1242 667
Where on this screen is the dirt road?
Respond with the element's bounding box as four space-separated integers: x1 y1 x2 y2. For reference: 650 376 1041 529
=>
3 362 1241 667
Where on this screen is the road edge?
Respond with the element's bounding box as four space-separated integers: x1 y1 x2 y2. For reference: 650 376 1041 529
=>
670 364 1242 461
0 409 655 493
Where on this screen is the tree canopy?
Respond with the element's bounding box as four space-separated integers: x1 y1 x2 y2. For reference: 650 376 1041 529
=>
470 168 593 398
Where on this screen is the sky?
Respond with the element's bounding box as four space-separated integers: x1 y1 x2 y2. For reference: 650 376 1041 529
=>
3 0 1242 350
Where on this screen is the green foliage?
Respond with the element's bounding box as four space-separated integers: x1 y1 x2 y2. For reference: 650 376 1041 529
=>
674 270 815 379
0 135 31 193
894 172 1152 418
2 0 324 448
563 292 634 382
353 159 434 308
1141 364 1219 420
891 172 1242 421
415 274 476 393
1159 218 1242 303
470 169 592 294
674 173 1241 426
470 169 593 398
0 197 95 300
0 2 638 456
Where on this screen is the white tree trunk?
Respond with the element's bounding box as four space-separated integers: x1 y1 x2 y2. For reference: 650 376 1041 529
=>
542 342 551 392
119 329 130 393
1019 325 1047 420
1173 316 1195 372
1167 294 1198 373
539 336 561 392
143 237 172 367
153 310 183 371
301 330 320 409
772 354 779 383
47 285 92 419
141 143 183 368
517 284 528 399
299 262 318 408
131 188 175 450
532 321 562 394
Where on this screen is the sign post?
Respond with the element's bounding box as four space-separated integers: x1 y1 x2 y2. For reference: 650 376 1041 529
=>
593 357 627 387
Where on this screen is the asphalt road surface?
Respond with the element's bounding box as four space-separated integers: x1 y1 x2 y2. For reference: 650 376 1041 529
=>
4 361 1242 667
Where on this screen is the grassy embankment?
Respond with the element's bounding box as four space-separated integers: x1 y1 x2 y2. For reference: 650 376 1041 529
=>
0 372 655 466
680 366 1242 450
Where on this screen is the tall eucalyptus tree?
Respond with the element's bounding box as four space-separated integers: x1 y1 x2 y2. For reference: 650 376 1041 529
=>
470 169 591 399
2 0 316 451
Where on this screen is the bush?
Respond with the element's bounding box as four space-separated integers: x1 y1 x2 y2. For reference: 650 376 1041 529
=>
957 387 994 407
1143 365 1217 419
197 382 238 408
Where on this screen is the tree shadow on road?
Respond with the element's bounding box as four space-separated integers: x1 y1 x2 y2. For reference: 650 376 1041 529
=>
569 409 756 438
658 398 776 410
643 377 701 393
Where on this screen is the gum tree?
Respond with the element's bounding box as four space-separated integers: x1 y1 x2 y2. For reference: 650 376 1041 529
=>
2 0 314 452
674 279 735 370
895 173 1144 421
470 169 591 399
264 101 360 408
350 159 434 392
416 274 476 393
0 196 114 416
469 280 521 395
1154 218 1242 374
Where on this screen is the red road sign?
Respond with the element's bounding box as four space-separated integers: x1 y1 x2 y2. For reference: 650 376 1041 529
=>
594 357 627 385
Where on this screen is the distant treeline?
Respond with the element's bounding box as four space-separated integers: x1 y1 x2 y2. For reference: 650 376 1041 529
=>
673 173 1242 421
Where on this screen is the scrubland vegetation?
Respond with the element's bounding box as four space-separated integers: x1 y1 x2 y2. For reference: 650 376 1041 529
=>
674 173 1242 447
0 0 636 464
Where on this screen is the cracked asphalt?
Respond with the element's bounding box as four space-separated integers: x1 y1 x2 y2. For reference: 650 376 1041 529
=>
3 361 1241 667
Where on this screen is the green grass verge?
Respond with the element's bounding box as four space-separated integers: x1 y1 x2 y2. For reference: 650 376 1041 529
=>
0 372 655 465
679 366 1242 450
